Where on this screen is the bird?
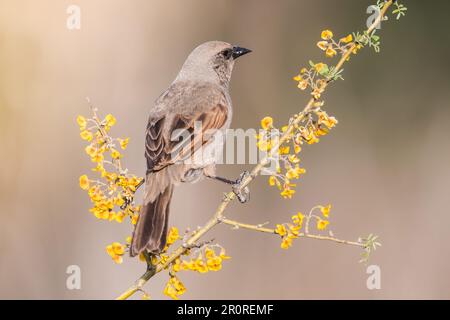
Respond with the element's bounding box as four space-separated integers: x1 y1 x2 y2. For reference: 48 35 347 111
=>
130 41 252 257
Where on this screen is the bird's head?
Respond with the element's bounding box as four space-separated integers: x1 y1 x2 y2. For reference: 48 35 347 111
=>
176 41 252 87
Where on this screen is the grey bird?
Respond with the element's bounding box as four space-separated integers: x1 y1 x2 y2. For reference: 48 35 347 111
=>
130 41 251 256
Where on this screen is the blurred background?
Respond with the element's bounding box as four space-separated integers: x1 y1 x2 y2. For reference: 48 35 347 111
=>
1 0 449 299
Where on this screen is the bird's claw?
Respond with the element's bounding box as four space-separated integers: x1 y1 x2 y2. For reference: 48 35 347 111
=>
232 171 250 204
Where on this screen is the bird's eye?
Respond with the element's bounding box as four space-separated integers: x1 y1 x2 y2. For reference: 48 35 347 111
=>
221 49 233 60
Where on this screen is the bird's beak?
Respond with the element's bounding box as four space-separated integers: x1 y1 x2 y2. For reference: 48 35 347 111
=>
232 46 252 59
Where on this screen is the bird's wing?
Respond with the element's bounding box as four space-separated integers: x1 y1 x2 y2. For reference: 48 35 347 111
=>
145 90 228 173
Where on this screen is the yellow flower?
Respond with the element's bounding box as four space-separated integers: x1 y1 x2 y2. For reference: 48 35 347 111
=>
205 248 215 259
112 242 125 255
302 128 319 145
114 211 125 223
167 227 180 245
112 255 123 264
317 219 329 231
164 283 178 300
321 204 331 218
194 258 208 273
92 164 105 174
105 114 116 127
315 127 329 136
80 130 93 142
352 43 363 54
288 154 300 165
317 40 329 51
268 176 277 186
297 80 308 90
281 237 293 249
292 212 305 227
261 116 273 130
90 205 108 220
297 212 305 223
163 276 186 300
286 165 305 180
181 260 195 271
111 149 122 159
325 47 337 58
106 242 125 264
142 293 151 300
103 171 118 182
91 153 104 163
77 115 87 130
114 195 125 207
275 224 287 237
300 68 308 74
317 111 338 128
280 188 296 199
207 256 222 271
321 29 333 40
294 145 302 154
85 145 97 157
139 253 147 263
119 138 129 150
340 34 353 43
314 63 326 73
173 258 182 272
279 146 290 155
125 236 132 244
171 276 186 293
79 175 90 190
159 254 169 265
293 75 302 82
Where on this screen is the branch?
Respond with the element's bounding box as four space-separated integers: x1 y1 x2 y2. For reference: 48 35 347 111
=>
115 0 394 300
222 218 363 247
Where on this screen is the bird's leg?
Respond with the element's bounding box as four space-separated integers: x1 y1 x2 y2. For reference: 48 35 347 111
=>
209 175 235 185
206 171 250 204
232 171 251 204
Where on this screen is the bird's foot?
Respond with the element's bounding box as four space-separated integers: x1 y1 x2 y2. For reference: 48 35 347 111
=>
232 171 250 204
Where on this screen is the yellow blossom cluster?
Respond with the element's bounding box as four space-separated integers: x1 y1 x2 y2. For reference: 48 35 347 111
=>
161 245 230 299
317 29 354 58
293 64 329 99
292 30 362 99
176 247 230 274
275 212 305 249
78 111 146 264
257 111 337 199
274 204 332 249
106 241 126 264
316 204 331 230
164 275 186 300
77 112 143 225
166 227 180 247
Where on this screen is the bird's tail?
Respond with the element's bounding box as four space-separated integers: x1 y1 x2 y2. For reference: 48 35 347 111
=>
130 183 174 257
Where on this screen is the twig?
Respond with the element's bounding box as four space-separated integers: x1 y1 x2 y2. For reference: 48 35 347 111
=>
221 218 363 247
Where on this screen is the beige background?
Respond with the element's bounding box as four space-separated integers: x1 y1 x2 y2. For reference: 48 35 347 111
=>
1 0 450 299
